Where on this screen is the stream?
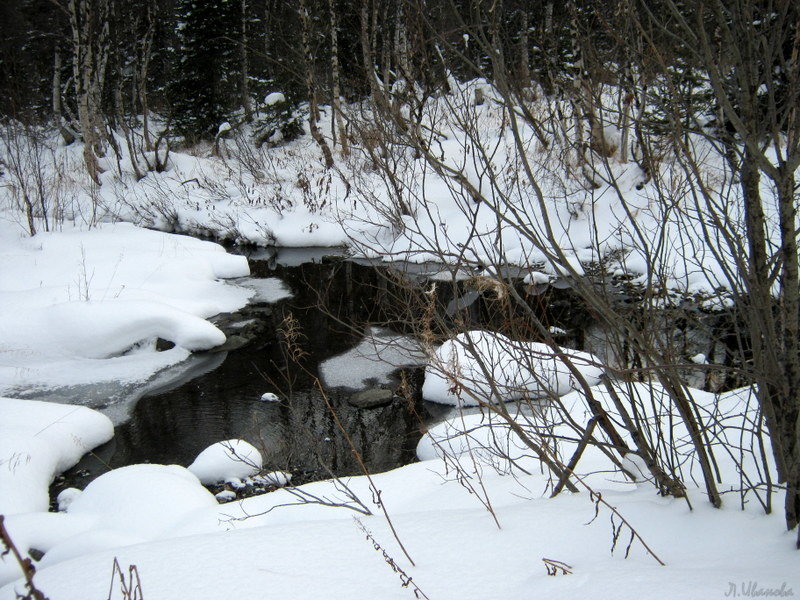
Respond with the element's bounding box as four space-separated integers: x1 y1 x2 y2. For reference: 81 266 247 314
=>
51 246 726 502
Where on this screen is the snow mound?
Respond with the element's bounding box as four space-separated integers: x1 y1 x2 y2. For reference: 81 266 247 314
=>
422 330 604 406
0 397 113 515
0 222 252 392
65 464 217 539
188 439 263 484
265 92 286 106
3 300 226 359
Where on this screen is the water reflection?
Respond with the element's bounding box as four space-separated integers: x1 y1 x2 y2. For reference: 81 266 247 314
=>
53 249 729 501
54 256 433 496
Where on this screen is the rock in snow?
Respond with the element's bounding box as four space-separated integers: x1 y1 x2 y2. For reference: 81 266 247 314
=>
348 388 393 408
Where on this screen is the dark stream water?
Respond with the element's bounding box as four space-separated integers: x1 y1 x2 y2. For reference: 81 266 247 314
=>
52 249 451 498
52 247 727 502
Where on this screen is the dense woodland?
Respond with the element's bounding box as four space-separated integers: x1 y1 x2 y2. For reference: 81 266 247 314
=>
0 1 793 139
2 0 800 550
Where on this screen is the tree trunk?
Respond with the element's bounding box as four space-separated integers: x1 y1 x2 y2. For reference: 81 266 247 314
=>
67 0 108 185
329 0 348 155
518 9 530 87
241 0 252 122
360 1 386 111
299 0 333 169
52 47 76 145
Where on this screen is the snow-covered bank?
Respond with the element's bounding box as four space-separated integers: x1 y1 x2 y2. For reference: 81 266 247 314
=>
1 440 796 599
0 221 251 396
0 397 113 585
0 398 113 516
4 78 790 301
0 75 798 599
1 378 795 598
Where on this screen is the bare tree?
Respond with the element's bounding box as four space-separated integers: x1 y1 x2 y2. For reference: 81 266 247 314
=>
343 0 796 544
61 0 111 185
631 0 800 543
299 0 334 169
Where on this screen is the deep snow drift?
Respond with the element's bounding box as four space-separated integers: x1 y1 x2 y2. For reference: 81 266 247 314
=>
0 221 251 396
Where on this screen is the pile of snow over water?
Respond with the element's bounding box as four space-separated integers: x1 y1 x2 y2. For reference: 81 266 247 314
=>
320 327 426 389
0 222 251 393
187 439 263 484
0 397 113 515
422 330 603 406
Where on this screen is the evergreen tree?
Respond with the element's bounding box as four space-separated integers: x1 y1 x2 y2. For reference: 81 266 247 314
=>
170 0 240 142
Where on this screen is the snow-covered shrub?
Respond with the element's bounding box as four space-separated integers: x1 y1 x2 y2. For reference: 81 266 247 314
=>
253 93 306 147
0 121 74 234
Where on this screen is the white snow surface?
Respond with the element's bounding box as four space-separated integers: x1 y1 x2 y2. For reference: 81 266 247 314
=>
0 383 797 599
187 439 263 484
0 397 113 515
422 330 604 405
0 78 798 599
2 77 796 301
264 91 286 106
239 277 293 303
0 222 251 393
320 327 426 389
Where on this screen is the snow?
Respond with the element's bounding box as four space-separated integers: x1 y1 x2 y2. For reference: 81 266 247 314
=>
265 92 286 106
0 222 251 395
239 277 293 303
422 330 604 406
55 488 81 512
0 78 798 600
187 439 263 484
252 471 291 487
524 270 551 285
64 464 216 537
259 392 280 402
1 77 792 302
1 451 796 600
0 398 113 586
0 397 113 516
0 377 797 599
320 327 426 389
